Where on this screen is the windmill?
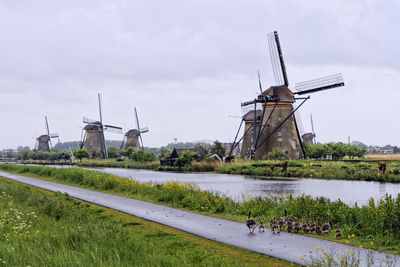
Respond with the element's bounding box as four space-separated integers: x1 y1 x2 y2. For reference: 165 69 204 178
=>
121 107 149 150
229 31 344 160
80 93 123 158
302 114 316 145
36 116 59 152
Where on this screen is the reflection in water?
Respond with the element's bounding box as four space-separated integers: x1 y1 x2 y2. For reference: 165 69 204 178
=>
85 167 400 206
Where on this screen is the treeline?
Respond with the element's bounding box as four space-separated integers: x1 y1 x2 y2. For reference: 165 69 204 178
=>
53 140 123 151
19 150 71 161
304 142 366 159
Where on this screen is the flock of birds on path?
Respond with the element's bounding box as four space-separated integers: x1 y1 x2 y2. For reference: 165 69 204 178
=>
246 209 342 239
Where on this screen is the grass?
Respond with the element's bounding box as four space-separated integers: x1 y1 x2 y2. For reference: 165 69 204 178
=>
0 176 290 267
77 158 400 183
1 164 400 255
364 154 400 160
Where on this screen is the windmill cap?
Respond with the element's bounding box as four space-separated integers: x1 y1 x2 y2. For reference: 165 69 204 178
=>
125 129 140 137
262 85 294 103
37 135 50 141
84 124 102 131
243 110 263 121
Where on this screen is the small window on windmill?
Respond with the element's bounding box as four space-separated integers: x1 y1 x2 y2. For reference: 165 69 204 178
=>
279 142 283 147
278 117 282 121
277 131 282 137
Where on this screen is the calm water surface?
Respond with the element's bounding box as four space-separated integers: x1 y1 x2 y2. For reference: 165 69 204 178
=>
83 167 400 205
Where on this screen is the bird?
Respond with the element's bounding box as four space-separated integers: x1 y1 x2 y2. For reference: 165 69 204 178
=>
258 217 265 232
321 213 331 234
315 225 322 235
294 218 301 233
335 225 342 239
278 218 285 233
286 218 293 233
246 210 257 233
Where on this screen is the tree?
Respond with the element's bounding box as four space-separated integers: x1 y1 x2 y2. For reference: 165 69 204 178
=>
267 148 288 160
129 150 156 162
107 147 120 158
210 141 226 159
174 150 200 167
74 149 89 161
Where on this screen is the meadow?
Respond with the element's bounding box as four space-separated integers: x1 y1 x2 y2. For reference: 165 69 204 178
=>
76 158 400 183
0 176 288 267
1 164 399 254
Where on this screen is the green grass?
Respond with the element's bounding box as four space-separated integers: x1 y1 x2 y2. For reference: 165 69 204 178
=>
1 164 400 255
76 158 400 183
0 177 290 267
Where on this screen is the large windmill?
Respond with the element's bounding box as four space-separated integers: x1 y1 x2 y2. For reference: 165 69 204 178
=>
35 116 59 152
229 31 344 160
121 107 149 150
80 93 123 158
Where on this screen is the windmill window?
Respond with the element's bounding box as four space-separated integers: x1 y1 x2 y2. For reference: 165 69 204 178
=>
278 117 282 121
277 131 282 137
279 142 283 147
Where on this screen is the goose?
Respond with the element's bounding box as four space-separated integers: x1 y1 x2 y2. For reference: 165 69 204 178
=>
294 218 301 233
321 213 331 234
258 217 265 232
315 225 322 235
246 210 257 233
286 218 293 233
335 225 342 239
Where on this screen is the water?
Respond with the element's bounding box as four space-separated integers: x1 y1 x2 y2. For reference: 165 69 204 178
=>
83 167 400 205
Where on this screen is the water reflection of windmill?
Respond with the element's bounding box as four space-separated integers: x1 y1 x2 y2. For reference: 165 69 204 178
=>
80 93 123 158
35 116 59 152
121 107 149 150
229 31 344 160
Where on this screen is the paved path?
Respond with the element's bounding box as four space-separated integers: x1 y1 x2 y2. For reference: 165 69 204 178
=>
1 171 398 266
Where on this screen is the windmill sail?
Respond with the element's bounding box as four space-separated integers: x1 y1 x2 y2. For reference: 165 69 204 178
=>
294 73 344 95
83 117 99 124
103 125 123 134
267 31 288 86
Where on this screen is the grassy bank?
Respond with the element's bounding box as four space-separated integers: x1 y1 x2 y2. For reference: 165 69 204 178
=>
0 176 289 266
1 164 399 254
77 158 400 183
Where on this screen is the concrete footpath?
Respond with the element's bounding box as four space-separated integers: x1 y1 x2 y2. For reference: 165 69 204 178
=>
0 171 398 266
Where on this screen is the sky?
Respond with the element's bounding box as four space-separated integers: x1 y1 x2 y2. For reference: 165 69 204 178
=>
0 0 399 150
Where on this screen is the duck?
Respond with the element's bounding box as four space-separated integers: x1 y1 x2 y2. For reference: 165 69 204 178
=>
271 217 279 233
258 217 265 232
278 218 285 233
302 219 309 233
246 210 257 233
315 225 322 235
286 218 293 233
321 213 331 234
335 225 342 239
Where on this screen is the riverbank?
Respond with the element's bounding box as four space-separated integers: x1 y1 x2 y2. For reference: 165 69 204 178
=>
76 158 400 183
0 175 288 266
1 164 399 254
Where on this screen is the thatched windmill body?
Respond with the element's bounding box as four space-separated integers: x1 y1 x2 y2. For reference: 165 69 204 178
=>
36 116 59 152
81 93 122 158
121 107 149 150
229 31 344 160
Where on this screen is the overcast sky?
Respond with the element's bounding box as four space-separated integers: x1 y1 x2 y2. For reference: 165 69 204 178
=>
0 0 399 150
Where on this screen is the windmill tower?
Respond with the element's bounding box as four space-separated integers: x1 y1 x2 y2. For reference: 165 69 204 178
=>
36 116 59 152
81 93 123 158
121 107 149 150
229 31 344 160
302 114 316 145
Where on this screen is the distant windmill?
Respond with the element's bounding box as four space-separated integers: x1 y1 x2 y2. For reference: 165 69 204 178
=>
121 107 149 150
229 31 344 160
302 114 316 145
80 93 123 158
36 116 59 152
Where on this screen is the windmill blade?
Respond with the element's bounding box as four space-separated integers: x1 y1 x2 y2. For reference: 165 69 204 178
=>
103 125 123 134
294 73 344 95
267 31 288 86
45 116 50 136
98 93 103 124
50 133 59 138
134 107 141 131
310 113 316 143
139 134 144 151
140 127 149 133
83 117 98 124
257 70 263 93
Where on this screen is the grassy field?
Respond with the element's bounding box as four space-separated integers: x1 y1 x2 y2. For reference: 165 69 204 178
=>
77 158 400 183
364 154 400 160
1 164 399 255
0 176 290 267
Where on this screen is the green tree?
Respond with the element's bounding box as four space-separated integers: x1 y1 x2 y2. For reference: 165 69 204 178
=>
107 147 120 158
74 149 89 161
129 150 156 162
267 148 288 160
210 141 226 159
174 151 200 167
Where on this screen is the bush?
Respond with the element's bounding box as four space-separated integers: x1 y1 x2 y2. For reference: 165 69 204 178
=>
267 148 288 160
129 150 156 162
